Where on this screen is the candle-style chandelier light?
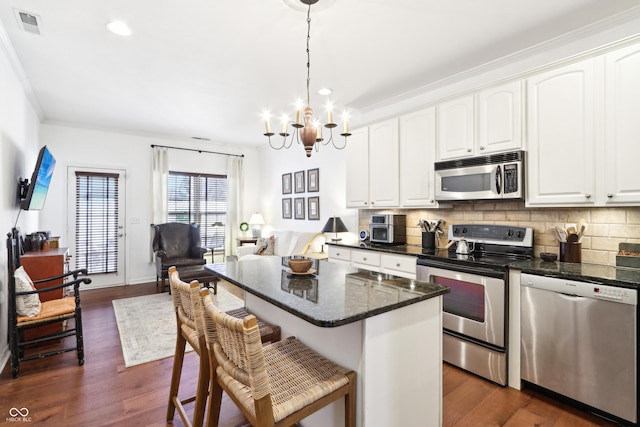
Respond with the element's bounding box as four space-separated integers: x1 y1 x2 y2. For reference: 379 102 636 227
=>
262 0 350 158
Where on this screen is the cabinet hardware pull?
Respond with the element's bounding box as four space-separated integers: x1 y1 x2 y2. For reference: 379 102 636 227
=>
479 146 485 150
607 193 613 198
396 263 401 267
466 148 472 152
585 194 591 199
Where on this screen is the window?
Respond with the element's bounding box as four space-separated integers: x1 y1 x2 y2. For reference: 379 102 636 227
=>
75 172 119 274
167 172 228 250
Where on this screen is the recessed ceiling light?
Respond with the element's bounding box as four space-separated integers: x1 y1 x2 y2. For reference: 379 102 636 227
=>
106 21 132 36
318 88 332 96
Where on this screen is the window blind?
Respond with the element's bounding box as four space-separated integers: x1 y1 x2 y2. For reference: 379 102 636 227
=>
167 172 228 250
75 172 119 274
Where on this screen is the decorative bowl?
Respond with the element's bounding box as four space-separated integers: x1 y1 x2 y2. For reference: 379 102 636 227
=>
288 258 313 273
540 252 558 262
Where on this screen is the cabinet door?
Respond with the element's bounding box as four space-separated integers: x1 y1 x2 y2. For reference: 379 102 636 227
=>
345 127 370 208
399 107 437 207
477 81 522 154
369 119 399 207
604 43 640 204
526 59 597 206
437 94 474 160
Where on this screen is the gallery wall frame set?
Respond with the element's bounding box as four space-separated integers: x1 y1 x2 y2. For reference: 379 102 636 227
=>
282 168 320 220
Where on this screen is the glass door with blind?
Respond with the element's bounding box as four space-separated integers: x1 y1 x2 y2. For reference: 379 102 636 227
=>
67 167 125 287
168 172 227 263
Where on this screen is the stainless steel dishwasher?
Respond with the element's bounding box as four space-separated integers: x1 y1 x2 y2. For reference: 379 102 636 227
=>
521 273 638 424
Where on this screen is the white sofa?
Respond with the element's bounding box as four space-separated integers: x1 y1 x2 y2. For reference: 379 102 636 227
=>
236 230 325 261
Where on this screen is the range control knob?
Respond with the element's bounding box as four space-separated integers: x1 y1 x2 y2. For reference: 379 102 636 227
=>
453 227 460 235
462 227 467 234
517 231 524 239
507 229 514 237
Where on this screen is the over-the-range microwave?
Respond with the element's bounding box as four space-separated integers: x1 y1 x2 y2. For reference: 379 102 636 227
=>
434 150 525 202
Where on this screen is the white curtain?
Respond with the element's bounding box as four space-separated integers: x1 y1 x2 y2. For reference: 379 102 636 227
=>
150 146 169 261
226 155 244 259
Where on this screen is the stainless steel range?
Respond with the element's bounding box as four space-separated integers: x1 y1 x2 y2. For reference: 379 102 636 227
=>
417 223 533 385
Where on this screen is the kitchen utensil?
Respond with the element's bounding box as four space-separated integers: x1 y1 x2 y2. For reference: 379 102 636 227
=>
444 240 455 249
567 233 579 243
577 222 587 242
555 226 567 243
566 226 577 235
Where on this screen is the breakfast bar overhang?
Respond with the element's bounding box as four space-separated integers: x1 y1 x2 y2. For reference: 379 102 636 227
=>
206 257 449 427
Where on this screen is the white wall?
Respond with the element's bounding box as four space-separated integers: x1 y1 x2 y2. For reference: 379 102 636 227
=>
256 140 359 244
0 28 42 371
40 123 262 285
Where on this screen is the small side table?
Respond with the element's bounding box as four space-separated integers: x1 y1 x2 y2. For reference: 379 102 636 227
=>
236 237 258 246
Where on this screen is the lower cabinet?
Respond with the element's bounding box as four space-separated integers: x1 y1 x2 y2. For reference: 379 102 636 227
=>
328 246 416 279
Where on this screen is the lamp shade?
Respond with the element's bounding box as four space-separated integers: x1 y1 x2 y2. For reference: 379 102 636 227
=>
248 213 265 225
322 217 348 233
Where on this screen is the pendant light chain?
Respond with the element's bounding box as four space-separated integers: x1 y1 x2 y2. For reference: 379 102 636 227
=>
262 0 350 157
306 1 312 107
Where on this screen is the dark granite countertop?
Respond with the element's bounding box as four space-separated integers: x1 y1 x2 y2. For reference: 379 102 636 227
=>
510 259 640 289
205 256 449 328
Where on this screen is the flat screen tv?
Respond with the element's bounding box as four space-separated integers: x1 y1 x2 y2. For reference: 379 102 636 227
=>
20 145 56 210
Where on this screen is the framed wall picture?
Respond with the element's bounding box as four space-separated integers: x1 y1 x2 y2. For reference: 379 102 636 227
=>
282 198 292 219
294 197 305 219
307 168 319 192
282 173 292 194
294 170 305 193
307 196 319 220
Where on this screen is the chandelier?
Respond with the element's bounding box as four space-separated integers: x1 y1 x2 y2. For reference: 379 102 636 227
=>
262 0 350 158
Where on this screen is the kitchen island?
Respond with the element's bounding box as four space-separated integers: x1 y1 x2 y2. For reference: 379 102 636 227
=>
205 257 449 427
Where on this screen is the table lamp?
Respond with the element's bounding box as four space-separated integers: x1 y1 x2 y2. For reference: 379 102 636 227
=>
249 213 265 238
322 217 348 242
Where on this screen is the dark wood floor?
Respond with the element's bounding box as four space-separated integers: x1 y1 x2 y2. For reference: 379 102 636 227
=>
0 282 623 426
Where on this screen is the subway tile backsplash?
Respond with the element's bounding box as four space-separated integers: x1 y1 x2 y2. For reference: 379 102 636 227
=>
358 203 640 266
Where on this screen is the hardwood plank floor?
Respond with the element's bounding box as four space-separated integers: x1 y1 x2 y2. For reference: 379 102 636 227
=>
0 282 624 426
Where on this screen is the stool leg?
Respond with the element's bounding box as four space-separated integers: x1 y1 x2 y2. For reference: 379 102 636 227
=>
167 330 187 422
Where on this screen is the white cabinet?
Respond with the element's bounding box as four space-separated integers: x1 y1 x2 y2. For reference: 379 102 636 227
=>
526 58 597 206
328 246 417 279
477 81 522 154
603 43 640 204
345 119 399 208
328 245 351 264
380 253 417 279
345 127 370 208
351 249 381 271
368 119 400 207
437 94 475 160
399 107 437 207
437 81 522 161
527 44 640 207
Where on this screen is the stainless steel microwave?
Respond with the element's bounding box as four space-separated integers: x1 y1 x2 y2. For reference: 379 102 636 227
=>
369 214 406 244
434 150 524 202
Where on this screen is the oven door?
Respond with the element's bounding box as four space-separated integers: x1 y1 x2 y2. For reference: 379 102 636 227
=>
418 264 506 347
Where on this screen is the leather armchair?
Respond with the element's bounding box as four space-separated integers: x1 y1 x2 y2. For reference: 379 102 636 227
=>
152 223 207 291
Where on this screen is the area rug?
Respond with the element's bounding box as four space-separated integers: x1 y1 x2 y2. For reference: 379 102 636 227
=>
112 286 244 368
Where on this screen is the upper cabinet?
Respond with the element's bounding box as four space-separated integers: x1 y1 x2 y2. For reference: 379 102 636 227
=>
603 43 640 205
437 81 522 161
527 42 640 207
345 127 370 208
437 94 474 160
399 107 437 207
369 119 400 207
345 119 400 208
526 58 597 206
477 81 522 155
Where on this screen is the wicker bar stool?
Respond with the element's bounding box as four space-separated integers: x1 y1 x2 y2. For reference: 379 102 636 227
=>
166 267 281 427
199 289 357 427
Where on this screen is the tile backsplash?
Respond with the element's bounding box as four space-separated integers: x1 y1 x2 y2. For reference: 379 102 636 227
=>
358 203 640 266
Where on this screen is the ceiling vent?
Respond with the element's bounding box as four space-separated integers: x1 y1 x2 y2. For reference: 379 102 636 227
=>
14 9 41 35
